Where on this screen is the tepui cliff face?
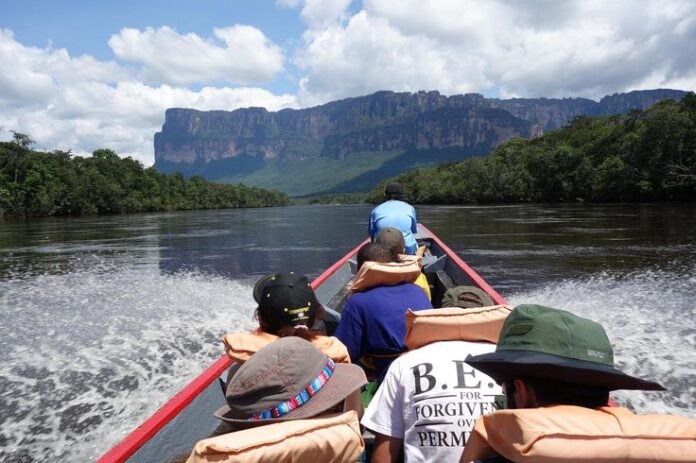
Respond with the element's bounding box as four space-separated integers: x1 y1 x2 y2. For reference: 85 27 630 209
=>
154 89 687 196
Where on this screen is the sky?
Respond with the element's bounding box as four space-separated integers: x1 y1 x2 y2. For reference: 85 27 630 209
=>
1 0 695 165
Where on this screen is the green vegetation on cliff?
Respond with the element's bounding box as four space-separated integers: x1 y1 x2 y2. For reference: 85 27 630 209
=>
0 138 289 218
367 94 696 204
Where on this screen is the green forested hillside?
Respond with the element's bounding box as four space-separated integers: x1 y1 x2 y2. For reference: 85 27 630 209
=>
367 94 696 204
0 138 289 218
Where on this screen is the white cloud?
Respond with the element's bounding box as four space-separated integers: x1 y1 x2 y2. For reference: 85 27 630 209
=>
0 29 296 164
296 10 489 106
0 29 130 109
108 25 284 86
3 2 696 166
278 0 353 30
25 83 296 164
295 0 696 104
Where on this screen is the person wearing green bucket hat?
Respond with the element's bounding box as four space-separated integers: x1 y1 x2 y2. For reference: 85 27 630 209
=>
458 305 696 463
465 303 665 399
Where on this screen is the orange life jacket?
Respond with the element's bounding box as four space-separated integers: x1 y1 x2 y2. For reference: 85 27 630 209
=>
348 259 422 295
187 411 364 463
404 305 513 350
460 405 696 462
397 253 423 266
222 330 351 364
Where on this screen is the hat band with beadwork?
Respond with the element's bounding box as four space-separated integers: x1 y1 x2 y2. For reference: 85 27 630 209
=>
249 358 336 420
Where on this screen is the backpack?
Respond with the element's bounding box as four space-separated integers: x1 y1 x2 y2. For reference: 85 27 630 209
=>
441 285 494 309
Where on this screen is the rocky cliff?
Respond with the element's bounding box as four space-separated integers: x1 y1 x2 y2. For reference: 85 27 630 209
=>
154 88 688 195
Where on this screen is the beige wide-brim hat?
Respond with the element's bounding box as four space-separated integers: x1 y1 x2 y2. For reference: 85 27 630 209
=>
214 337 367 427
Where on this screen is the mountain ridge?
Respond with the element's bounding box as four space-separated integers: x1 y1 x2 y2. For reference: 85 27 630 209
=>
154 88 687 196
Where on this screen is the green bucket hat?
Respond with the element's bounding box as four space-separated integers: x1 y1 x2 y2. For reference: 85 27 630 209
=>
465 304 665 391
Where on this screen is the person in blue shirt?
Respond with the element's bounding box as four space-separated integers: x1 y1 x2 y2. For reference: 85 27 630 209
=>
369 182 418 255
335 243 433 381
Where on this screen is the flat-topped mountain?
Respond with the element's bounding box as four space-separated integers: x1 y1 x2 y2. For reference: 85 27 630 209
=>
154 89 687 196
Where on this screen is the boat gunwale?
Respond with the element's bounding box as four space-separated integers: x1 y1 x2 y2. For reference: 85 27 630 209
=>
418 224 506 305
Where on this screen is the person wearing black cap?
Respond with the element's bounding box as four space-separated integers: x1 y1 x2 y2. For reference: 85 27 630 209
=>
459 304 696 463
369 182 419 255
253 272 323 340
221 272 351 365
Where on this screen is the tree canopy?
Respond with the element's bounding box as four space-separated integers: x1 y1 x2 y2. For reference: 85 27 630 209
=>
0 144 289 218
367 93 696 204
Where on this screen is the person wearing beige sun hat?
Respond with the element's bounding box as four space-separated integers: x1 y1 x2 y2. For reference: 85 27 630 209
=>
186 337 368 463
215 336 367 426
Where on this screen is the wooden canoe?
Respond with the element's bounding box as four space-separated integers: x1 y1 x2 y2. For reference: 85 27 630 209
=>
98 224 506 462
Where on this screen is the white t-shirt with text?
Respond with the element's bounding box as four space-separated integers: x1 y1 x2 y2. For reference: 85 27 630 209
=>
361 340 501 463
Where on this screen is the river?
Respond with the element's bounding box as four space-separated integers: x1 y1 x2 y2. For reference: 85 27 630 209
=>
0 204 694 461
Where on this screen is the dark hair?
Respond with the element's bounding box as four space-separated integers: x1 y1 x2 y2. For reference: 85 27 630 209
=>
513 377 610 409
384 182 405 201
375 227 406 255
256 305 325 341
357 242 397 269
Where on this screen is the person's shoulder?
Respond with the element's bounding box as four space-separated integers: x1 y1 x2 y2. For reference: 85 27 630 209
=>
392 199 414 208
368 283 422 297
404 340 490 359
392 200 412 207
344 291 372 310
401 283 433 300
422 339 496 352
382 350 410 375
359 284 391 294
343 296 360 311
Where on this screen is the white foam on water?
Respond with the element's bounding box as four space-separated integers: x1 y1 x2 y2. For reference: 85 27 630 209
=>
2 254 694 461
0 262 257 462
508 263 696 418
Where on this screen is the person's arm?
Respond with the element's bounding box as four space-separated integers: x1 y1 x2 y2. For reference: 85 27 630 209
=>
362 359 406 462
369 209 377 239
371 433 403 463
410 205 418 234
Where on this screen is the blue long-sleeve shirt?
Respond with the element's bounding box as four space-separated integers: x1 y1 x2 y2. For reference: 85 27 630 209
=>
369 200 418 254
335 284 432 379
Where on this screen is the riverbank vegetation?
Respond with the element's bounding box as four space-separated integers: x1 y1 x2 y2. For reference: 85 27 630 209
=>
368 93 696 204
293 192 369 205
0 139 289 218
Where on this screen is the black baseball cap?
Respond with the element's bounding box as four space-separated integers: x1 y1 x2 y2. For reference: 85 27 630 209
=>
253 272 319 329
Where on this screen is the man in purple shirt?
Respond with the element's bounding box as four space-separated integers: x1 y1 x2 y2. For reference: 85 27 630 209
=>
369 182 418 254
335 243 432 381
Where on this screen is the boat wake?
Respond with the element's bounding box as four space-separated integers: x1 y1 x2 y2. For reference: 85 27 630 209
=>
0 260 694 461
0 263 256 462
508 262 696 418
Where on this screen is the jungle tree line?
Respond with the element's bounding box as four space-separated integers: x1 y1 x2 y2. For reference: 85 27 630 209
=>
0 138 289 218
368 93 696 204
